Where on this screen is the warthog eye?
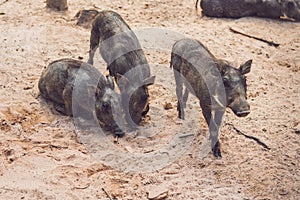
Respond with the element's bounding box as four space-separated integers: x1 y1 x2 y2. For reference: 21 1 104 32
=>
287 2 295 9
223 77 230 87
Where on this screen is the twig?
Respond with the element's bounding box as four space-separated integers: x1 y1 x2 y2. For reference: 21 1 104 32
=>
226 123 271 150
0 0 8 6
49 144 68 149
179 133 195 138
229 27 280 47
93 4 101 9
74 184 90 189
102 188 113 200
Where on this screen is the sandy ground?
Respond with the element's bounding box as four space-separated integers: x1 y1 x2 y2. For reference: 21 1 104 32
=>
0 0 299 199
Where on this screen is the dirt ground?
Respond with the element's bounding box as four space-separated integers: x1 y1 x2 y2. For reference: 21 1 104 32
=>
0 0 299 199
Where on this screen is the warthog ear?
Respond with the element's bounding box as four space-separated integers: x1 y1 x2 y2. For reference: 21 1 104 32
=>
239 59 252 75
116 73 129 91
286 1 295 10
106 75 115 90
143 76 155 86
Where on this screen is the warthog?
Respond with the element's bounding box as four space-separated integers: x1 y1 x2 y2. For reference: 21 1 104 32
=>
88 10 155 128
38 58 124 136
170 38 252 157
196 0 300 21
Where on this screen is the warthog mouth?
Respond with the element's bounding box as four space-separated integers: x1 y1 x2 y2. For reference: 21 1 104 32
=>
236 110 250 117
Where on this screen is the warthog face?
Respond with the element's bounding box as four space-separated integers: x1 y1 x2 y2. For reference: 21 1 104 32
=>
117 74 155 127
220 60 252 117
282 0 300 20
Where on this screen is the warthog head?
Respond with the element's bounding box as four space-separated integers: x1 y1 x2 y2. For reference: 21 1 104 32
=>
116 74 155 127
219 59 252 117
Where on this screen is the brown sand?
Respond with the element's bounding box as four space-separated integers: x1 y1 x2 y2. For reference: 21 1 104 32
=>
0 0 299 199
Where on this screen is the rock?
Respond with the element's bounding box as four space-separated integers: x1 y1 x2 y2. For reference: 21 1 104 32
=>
163 102 173 110
147 185 168 200
46 0 68 11
293 123 300 134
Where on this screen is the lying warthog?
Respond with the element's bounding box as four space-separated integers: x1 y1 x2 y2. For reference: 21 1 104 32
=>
196 0 300 21
88 10 155 128
38 58 124 136
170 38 252 157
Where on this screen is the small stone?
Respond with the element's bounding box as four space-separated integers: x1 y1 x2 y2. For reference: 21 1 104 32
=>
163 102 173 110
293 123 300 134
125 146 134 153
147 185 168 200
46 0 68 11
278 188 289 196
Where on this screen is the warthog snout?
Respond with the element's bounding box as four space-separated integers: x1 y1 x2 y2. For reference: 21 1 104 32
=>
236 110 250 117
101 101 110 109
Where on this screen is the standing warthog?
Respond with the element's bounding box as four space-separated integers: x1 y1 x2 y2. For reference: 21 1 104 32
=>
196 0 300 21
88 10 155 128
170 38 252 157
38 58 124 136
